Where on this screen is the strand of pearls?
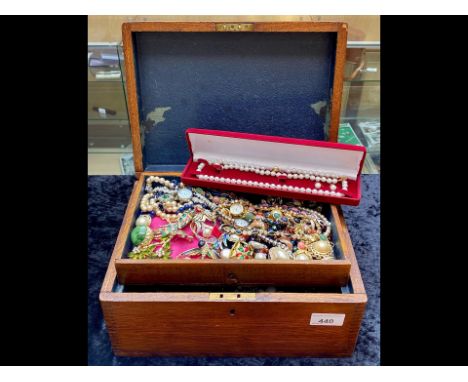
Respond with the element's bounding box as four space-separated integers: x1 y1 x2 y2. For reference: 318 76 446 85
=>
142 176 182 221
140 193 153 212
152 204 182 223
342 179 348 191
196 174 344 197
140 194 186 222
146 176 176 192
146 185 176 194
196 162 205 172
192 190 217 210
209 160 344 184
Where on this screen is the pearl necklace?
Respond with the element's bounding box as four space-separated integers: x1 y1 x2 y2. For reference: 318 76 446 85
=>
208 160 346 184
145 175 176 192
192 189 218 210
141 176 189 221
196 174 345 197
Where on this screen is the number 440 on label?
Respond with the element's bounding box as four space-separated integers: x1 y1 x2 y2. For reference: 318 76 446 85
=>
310 313 346 326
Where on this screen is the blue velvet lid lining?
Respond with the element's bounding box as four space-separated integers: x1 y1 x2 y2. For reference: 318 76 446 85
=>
132 31 337 171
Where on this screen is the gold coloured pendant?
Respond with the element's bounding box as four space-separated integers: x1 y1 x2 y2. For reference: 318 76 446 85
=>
309 239 334 259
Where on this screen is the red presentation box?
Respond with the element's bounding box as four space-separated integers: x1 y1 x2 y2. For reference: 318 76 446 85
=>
182 128 366 206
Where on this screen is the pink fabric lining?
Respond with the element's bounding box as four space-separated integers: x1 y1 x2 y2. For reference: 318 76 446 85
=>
149 216 219 259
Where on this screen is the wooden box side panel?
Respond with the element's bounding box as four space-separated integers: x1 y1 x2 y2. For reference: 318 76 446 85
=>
101 297 365 357
332 205 366 295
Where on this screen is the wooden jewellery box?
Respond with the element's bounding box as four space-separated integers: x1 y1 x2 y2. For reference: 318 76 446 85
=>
100 21 367 357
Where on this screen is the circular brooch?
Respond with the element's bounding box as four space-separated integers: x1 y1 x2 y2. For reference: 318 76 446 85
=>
309 237 334 259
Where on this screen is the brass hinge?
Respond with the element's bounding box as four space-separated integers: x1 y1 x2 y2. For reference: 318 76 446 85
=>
215 23 254 32
209 292 256 300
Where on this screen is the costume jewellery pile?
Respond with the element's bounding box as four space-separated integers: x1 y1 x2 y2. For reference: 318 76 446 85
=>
128 176 335 261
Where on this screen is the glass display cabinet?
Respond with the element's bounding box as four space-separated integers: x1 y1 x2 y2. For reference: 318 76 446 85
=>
340 43 380 174
88 44 134 175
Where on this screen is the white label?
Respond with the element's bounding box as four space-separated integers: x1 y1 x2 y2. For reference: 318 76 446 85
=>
98 107 107 117
310 313 345 326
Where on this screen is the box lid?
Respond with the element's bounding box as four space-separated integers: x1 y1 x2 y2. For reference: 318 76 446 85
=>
122 22 348 174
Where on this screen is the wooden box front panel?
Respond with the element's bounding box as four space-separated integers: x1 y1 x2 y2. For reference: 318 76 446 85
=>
113 173 352 287
101 293 366 357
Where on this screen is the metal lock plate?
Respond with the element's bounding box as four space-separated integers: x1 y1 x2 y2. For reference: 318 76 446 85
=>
215 23 254 32
209 293 256 300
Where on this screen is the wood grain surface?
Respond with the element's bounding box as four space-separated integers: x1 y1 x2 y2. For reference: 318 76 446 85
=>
100 295 366 357
116 259 352 287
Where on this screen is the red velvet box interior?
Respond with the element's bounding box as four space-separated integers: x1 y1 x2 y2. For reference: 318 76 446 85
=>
181 129 366 206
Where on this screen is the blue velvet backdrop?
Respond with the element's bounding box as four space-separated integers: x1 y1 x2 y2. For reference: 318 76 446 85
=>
88 175 380 365
133 32 337 170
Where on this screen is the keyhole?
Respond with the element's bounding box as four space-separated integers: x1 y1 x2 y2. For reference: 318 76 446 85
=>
229 309 236 316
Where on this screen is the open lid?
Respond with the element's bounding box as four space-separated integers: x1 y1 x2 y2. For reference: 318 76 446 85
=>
122 22 348 174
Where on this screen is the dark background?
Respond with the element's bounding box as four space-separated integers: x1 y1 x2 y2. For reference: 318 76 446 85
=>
0 15 466 366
